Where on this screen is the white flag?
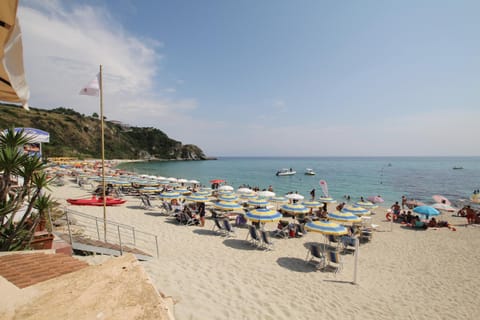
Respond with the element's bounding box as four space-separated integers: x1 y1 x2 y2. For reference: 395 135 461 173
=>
79 73 100 96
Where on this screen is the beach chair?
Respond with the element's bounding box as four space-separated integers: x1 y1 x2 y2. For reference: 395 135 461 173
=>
222 219 236 237
273 224 289 239
325 250 343 274
260 230 274 251
246 225 261 247
212 217 226 236
139 194 155 210
305 244 325 270
340 235 357 254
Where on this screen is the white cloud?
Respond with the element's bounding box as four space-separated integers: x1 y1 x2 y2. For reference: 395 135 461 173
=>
17 1 194 133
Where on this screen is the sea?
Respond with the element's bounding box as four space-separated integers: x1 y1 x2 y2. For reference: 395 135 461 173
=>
116 157 480 207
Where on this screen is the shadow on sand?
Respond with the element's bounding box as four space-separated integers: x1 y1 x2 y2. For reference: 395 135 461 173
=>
193 229 219 237
222 239 258 251
276 257 316 273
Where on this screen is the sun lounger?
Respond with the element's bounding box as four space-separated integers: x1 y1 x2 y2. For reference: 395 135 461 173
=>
325 250 343 274
246 225 261 247
212 217 226 235
260 230 274 250
305 244 325 270
222 219 236 237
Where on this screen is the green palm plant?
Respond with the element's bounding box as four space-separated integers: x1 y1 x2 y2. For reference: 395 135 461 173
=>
0 128 53 251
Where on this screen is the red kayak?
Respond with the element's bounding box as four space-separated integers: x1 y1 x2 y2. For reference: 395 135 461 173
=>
67 196 126 206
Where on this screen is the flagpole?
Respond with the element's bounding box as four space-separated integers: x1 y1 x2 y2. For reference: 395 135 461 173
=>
99 64 107 241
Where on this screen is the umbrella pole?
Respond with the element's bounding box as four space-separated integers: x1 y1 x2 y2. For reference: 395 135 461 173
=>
352 237 359 285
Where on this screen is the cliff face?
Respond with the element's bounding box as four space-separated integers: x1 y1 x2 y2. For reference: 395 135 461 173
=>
0 104 208 160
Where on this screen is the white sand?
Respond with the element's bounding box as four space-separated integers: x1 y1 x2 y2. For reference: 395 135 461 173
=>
48 179 480 320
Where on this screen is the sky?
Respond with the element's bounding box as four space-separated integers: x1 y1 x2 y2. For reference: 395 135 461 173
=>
15 0 480 157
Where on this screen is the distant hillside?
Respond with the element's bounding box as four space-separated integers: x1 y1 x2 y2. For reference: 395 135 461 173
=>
0 103 208 160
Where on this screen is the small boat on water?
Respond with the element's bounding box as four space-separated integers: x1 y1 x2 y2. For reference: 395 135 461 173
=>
276 168 296 176
67 196 127 206
452 166 463 170
304 168 316 175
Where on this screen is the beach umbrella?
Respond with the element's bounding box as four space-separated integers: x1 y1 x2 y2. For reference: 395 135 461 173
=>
305 221 348 236
280 203 309 215
138 187 162 194
177 178 188 184
257 190 276 198
285 193 304 201
327 211 362 224
214 201 243 211
413 206 440 217
302 200 322 208
218 193 239 202
432 195 451 206
167 177 178 182
342 205 371 216
354 201 377 209
210 179 225 184
318 197 337 203
271 196 288 203
175 187 191 194
185 194 209 202
240 192 257 200
188 179 200 184
194 190 211 196
246 208 283 222
159 191 182 199
237 187 254 195
367 195 384 203
218 185 234 192
248 198 270 207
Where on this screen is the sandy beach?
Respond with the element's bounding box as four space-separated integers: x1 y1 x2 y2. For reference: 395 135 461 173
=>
37 176 480 320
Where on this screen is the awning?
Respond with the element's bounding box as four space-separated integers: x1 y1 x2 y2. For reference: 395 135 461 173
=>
0 0 30 109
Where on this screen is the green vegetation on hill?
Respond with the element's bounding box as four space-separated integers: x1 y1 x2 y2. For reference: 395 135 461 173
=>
0 103 207 160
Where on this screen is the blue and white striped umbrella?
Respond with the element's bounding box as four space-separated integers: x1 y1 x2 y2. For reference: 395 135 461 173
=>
305 221 348 235
240 192 257 199
354 201 377 209
280 203 309 215
318 197 337 203
218 193 239 202
175 187 191 194
214 201 243 211
159 191 182 199
302 200 322 208
327 211 362 224
246 208 282 222
270 196 288 204
194 190 211 196
342 205 371 216
185 194 209 202
247 198 270 207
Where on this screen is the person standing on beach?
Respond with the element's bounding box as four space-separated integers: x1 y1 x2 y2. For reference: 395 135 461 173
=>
391 201 401 216
310 188 315 200
401 195 407 209
198 202 206 227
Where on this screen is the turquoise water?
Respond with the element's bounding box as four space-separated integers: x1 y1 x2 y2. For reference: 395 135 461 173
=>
117 157 480 207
